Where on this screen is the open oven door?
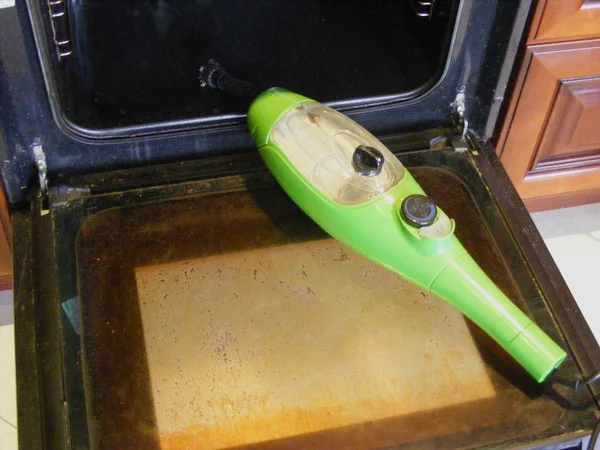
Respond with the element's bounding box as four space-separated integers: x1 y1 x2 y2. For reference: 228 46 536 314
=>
12 132 600 450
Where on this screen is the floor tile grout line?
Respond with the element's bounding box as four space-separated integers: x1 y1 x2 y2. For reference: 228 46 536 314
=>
0 415 16 429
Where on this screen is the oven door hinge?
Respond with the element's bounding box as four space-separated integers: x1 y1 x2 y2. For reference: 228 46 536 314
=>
33 144 50 215
33 144 90 215
48 185 91 208
429 134 470 153
451 85 469 139
427 86 473 153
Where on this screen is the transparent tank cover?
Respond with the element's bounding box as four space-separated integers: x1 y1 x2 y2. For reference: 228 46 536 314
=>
271 102 406 205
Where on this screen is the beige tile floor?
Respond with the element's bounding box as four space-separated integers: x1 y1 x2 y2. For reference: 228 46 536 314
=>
0 203 598 449
0 290 16 450
531 203 600 345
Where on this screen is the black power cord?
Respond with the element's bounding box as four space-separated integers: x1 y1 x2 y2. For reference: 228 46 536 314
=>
549 367 600 450
572 369 600 450
578 370 600 391
590 417 600 450
198 60 260 99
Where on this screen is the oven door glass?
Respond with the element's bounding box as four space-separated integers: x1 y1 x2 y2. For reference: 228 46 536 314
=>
63 149 587 450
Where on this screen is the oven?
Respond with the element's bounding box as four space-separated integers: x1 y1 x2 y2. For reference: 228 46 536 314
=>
0 0 599 449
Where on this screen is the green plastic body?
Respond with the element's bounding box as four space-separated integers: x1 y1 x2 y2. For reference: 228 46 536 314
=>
247 88 566 383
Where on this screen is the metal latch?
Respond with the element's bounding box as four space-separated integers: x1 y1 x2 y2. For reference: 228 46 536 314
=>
452 85 469 138
33 145 50 215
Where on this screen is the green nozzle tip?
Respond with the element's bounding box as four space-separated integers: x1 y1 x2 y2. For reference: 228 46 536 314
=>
505 323 567 383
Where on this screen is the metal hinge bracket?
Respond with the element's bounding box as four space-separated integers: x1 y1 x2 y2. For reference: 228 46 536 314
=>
49 185 91 207
452 85 469 138
33 145 48 196
428 134 469 153
33 145 91 214
33 145 51 215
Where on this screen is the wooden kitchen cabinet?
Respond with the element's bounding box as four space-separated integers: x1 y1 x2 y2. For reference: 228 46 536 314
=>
532 0 600 43
0 178 11 290
497 0 600 211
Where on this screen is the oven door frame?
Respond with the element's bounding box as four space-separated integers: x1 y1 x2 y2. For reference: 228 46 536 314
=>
1 0 532 204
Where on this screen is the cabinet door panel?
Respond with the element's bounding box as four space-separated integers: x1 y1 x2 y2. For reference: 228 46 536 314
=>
499 40 600 209
531 0 600 43
532 77 600 171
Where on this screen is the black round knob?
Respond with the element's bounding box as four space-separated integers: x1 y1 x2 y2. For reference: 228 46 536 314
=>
352 145 384 177
401 195 437 228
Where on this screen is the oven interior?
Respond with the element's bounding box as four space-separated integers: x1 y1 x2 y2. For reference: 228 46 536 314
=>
38 0 457 132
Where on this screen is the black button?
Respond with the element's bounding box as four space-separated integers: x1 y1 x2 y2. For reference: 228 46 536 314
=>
401 195 437 228
352 145 384 176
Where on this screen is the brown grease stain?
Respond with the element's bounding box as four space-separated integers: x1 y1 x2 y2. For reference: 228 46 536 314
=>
76 169 562 450
157 394 552 450
136 239 498 449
